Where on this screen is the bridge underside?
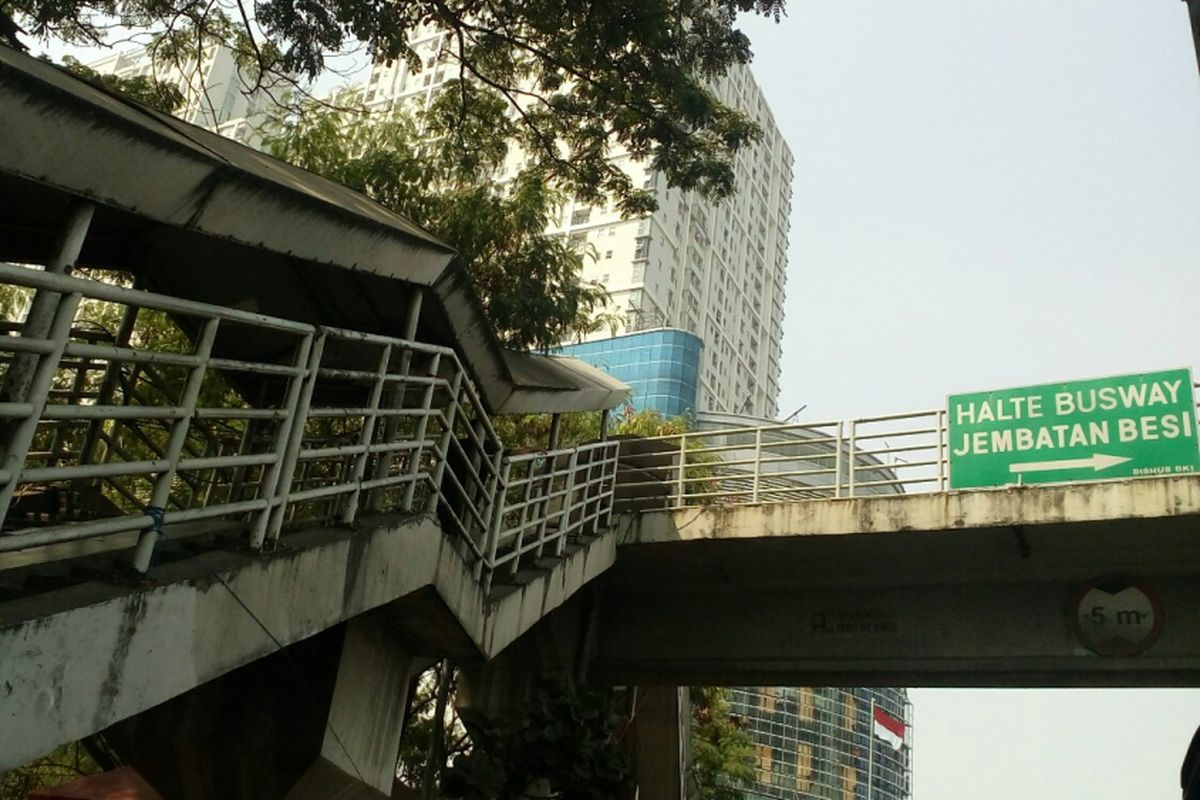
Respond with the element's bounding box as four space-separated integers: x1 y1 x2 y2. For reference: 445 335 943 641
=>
0 513 614 773
590 475 1200 687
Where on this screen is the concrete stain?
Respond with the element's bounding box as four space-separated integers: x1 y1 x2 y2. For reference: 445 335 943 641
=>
95 591 151 727
342 530 370 612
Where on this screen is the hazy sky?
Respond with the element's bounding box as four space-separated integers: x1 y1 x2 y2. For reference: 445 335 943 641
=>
740 2 1200 798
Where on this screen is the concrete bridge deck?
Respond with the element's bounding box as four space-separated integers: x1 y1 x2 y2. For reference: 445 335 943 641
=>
592 474 1200 687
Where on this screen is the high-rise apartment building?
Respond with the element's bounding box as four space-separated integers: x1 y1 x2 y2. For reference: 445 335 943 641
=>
549 68 793 419
362 32 793 418
89 28 792 417
85 44 279 146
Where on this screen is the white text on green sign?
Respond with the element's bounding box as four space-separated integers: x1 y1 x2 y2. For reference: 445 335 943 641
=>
947 369 1199 489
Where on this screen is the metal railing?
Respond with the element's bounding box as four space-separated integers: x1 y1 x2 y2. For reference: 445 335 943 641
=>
612 409 945 512
613 388 1200 511
0 263 618 590
489 441 619 591
3 259 1190 578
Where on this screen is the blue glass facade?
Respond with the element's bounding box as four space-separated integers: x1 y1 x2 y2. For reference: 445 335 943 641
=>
555 329 703 418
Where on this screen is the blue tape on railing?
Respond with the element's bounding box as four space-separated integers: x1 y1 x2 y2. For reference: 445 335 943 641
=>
143 505 165 533
143 506 166 568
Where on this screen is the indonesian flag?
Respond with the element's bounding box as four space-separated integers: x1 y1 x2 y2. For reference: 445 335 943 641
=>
872 705 906 751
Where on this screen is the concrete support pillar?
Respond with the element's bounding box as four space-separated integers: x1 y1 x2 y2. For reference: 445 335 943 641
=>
103 626 345 800
455 591 593 727
104 614 419 800
319 614 419 794
627 687 688 800
455 649 535 728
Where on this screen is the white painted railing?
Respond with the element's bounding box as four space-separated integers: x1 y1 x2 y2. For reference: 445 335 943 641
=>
0 263 617 589
613 389 1200 511
612 411 945 511
489 441 618 592
3 261 1189 577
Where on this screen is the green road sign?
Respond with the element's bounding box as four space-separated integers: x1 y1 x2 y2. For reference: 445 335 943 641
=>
947 368 1200 489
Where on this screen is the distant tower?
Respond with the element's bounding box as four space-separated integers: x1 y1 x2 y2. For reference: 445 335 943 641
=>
551 64 792 419
729 688 912 800
364 33 792 419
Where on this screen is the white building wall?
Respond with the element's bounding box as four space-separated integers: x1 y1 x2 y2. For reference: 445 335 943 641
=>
86 44 279 141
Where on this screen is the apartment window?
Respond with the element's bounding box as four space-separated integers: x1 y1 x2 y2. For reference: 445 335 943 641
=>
799 688 815 720
756 743 773 772
795 744 813 792
570 206 592 225
633 236 650 260
604 250 612 260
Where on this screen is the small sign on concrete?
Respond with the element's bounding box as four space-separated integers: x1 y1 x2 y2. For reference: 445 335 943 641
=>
947 368 1200 489
810 608 899 637
1071 576 1163 656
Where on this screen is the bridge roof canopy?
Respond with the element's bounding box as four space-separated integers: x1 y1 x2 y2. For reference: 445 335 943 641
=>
0 45 627 414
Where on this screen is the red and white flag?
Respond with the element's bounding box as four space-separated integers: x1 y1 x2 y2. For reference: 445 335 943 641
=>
872 705 906 751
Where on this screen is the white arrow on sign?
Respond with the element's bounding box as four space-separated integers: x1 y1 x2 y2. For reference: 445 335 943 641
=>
1008 453 1132 475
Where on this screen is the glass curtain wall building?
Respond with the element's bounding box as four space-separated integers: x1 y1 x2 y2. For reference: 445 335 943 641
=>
554 328 702 418
728 687 911 800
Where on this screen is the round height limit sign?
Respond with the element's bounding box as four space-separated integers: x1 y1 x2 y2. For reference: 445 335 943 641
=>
947 368 1200 489
1072 577 1163 656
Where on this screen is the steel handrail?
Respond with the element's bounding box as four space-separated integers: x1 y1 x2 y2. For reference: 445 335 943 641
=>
0 264 618 592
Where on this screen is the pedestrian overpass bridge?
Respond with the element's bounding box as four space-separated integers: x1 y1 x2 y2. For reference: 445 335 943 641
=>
2 44 1199 798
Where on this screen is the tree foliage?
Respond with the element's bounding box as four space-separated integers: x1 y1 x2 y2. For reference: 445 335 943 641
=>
2 0 784 214
264 95 613 351
490 410 601 452
491 406 700 451
441 681 629 800
688 687 755 800
57 54 186 112
611 406 692 439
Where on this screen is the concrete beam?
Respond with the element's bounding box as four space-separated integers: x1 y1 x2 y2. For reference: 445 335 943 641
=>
594 476 1200 688
592 576 1200 688
620 475 1200 546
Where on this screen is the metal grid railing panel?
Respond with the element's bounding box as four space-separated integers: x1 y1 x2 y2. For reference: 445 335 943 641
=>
0 262 619 589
